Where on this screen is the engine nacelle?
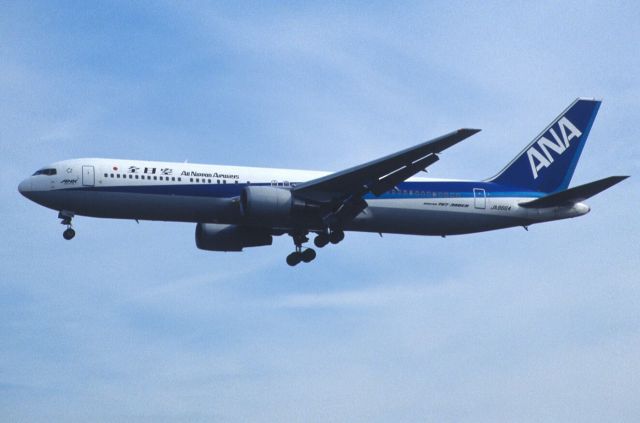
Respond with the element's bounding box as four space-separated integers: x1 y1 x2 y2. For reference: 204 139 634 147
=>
240 186 292 222
195 223 272 252
240 186 311 223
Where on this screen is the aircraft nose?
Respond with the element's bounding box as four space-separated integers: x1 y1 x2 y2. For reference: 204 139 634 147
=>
18 178 31 196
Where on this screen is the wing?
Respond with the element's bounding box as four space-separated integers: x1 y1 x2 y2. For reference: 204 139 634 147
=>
293 128 480 202
292 128 480 229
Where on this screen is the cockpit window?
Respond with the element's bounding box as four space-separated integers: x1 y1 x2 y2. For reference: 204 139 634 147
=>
32 168 57 176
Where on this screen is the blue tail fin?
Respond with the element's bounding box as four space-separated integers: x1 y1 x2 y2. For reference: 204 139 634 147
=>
488 98 601 193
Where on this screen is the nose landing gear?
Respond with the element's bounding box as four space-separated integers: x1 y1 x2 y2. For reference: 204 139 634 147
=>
63 228 76 240
58 210 75 240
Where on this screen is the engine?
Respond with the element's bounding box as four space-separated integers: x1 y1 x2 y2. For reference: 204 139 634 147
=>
195 223 272 252
240 186 317 225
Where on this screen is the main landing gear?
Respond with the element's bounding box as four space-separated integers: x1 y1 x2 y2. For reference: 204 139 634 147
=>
286 229 345 266
286 247 316 266
59 210 75 240
286 232 316 266
313 230 344 248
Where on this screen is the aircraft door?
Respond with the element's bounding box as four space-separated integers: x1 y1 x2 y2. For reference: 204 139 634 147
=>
82 165 95 186
473 188 486 209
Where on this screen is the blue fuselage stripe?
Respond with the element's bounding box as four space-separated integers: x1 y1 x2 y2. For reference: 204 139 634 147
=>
65 180 544 199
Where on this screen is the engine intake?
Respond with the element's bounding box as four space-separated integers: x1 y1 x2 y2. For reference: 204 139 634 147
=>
195 223 272 252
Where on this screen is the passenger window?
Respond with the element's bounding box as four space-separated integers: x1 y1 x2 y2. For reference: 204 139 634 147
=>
223 180 226 184
104 173 108 177
117 174 120 178
217 180 220 184
172 177 175 181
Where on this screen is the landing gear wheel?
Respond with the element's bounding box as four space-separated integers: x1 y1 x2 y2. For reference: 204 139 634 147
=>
301 248 316 263
329 230 344 244
287 230 319 266
286 252 302 267
314 233 329 248
58 211 76 241
63 228 76 240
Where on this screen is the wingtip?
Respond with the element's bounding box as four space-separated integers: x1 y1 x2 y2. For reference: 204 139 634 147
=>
459 128 481 135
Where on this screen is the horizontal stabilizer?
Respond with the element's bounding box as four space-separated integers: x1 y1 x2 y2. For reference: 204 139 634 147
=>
519 176 629 208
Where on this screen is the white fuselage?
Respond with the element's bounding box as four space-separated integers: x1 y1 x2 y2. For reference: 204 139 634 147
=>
18 158 589 236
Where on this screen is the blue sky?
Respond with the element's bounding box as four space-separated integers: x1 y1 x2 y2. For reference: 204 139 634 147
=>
1 1 639 421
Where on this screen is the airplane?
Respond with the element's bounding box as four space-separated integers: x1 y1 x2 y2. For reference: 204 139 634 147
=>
18 98 628 266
